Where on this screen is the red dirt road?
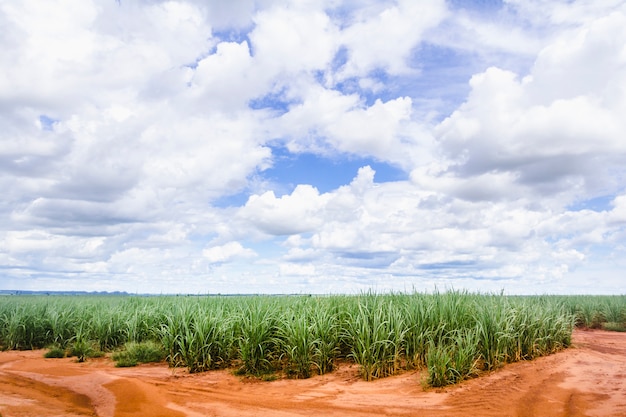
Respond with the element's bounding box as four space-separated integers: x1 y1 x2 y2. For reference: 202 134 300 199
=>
1 329 625 417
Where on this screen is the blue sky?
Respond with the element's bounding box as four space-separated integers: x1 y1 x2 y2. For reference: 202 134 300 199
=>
1 0 625 294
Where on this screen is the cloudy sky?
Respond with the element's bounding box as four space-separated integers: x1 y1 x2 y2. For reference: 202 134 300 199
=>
1 0 625 294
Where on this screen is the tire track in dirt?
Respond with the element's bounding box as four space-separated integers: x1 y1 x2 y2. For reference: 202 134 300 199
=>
0 370 94 417
443 330 625 417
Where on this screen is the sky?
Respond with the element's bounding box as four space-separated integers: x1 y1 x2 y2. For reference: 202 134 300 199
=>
1 0 625 295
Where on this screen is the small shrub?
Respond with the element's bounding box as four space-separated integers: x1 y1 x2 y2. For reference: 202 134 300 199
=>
44 346 65 358
426 342 454 387
261 373 279 381
237 302 278 375
112 353 136 367
70 339 93 363
112 341 166 367
603 322 626 332
426 331 479 388
69 338 102 362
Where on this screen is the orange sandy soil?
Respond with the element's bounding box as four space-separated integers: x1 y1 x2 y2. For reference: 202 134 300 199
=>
1 329 625 417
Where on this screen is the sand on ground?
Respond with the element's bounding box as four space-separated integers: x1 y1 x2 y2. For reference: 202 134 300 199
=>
1 329 625 417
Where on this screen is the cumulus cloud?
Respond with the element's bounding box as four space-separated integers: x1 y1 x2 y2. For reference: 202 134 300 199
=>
338 0 448 78
432 10 626 203
203 242 257 263
239 185 329 235
1 0 624 294
275 87 414 162
250 6 338 75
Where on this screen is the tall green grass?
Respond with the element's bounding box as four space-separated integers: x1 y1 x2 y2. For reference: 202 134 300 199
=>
236 299 279 375
560 295 626 330
344 297 407 381
1 292 622 387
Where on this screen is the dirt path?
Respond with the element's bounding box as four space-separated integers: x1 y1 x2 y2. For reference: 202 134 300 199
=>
1 329 625 417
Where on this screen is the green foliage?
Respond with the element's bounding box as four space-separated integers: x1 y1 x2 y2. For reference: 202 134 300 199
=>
451 328 479 381
603 322 626 332
237 300 279 375
561 295 626 329
279 308 315 378
0 292 623 387
68 326 105 362
310 306 339 375
44 345 66 358
112 341 166 367
426 341 455 387
426 331 478 387
157 300 237 373
344 296 407 381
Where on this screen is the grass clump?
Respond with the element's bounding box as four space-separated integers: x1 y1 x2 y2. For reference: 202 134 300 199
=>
237 301 279 375
425 328 480 388
44 345 66 358
279 311 315 379
602 322 626 332
68 341 103 362
344 298 406 381
68 330 103 363
112 341 166 367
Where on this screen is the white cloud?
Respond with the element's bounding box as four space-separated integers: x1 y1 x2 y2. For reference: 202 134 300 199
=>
0 0 625 294
0 1 212 111
528 10 626 104
239 185 330 235
275 87 416 164
433 9 626 201
250 6 338 74
504 0 626 26
138 111 271 195
609 195 626 224
325 97 412 155
190 41 259 111
338 0 448 78
279 262 316 277
203 242 257 263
